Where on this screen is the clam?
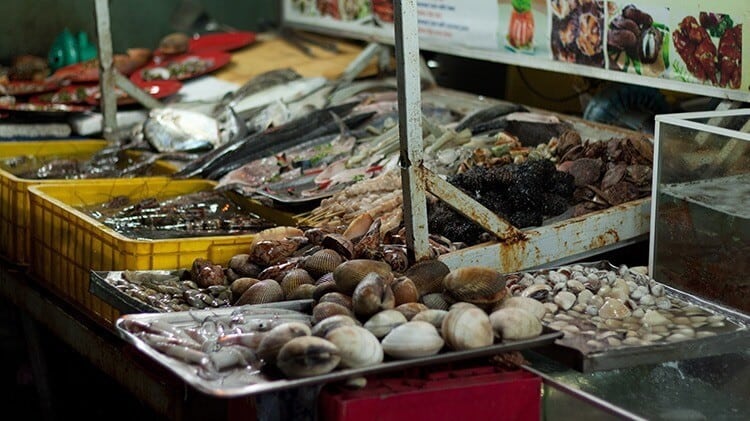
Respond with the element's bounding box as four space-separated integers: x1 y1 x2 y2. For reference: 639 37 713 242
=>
257 322 311 364
287 284 316 300
227 254 260 278
322 234 355 260
325 326 383 368
495 296 546 320
394 302 428 320
303 249 343 279
383 247 409 272
250 226 304 249
276 336 340 378
333 259 392 295
520 284 552 301
280 269 314 299
449 302 479 312
443 267 507 310
421 292 450 310
489 308 543 340
392 277 419 306
599 298 631 319
311 315 360 337
235 279 283 305
312 280 339 302
363 310 407 338
318 292 353 310
641 309 669 326
312 302 353 324
554 291 576 310
381 321 444 359
230 277 261 300
343 213 374 240
352 272 395 319
442 307 493 351
404 260 450 296
412 309 448 328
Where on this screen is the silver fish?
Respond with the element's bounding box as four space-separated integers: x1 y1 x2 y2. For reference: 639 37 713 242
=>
143 108 221 153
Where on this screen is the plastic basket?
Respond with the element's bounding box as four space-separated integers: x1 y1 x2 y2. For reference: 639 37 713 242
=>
27 178 295 327
0 139 175 265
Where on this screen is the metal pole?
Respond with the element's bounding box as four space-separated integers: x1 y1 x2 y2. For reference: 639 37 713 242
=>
394 0 431 262
94 0 118 141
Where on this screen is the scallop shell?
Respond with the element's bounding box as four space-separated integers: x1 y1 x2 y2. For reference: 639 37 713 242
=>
394 302 428 320
276 336 340 378
257 322 311 364
322 234 354 260
230 277 261 301
235 279 283 305
392 277 419 306
495 296 547 320
363 310 407 338
441 307 494 351
443 267 507 310
325 326 383 368
280 269 314 298
318 292 353 310
381 321 444 359
411 309 448 328
599 298 631 319
352 273 395 319
311 315 360 337
287 284 316 300
421 292 450 310
312 302 353 324
489 308 542 340
303 249 343 279
404 260 450 296
343 213 374 240
333 259 392 295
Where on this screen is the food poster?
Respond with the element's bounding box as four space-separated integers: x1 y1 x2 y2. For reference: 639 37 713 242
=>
669 6 744 90
497 0 551 57
549 0 606 68
415 1 498 51
606 3 670 78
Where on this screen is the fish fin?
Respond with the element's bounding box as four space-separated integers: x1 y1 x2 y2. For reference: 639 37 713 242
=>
226 106 249 142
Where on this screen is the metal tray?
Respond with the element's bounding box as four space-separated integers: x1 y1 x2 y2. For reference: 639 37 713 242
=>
90 270 176 314
517 261 750 373
115 302 562 397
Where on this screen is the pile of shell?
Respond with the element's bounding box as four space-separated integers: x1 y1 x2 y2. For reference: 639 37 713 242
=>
254 263 547 379
110 269 233 312
507 264 730 353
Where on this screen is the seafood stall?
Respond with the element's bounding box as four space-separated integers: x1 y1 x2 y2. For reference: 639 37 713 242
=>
1 1 749 420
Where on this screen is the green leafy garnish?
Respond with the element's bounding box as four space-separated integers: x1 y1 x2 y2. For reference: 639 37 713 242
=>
512 0 532 12
352 174 365 182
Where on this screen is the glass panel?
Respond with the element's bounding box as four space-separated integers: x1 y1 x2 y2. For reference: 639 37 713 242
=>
653 120 750 313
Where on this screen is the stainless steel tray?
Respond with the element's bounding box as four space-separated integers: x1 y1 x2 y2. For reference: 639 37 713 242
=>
115 301 562 397
90 270 172 314
519 261 750 373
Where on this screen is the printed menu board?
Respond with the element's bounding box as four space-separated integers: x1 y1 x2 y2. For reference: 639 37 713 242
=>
284 1 749 97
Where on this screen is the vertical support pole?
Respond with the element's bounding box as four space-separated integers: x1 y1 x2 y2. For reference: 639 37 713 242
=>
394 0 431 262
94 0 117 141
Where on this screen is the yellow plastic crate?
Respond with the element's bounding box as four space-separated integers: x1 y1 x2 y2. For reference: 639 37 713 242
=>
0 139 175 265
28 178 295 327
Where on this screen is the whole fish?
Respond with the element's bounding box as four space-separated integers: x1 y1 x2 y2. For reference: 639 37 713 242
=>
174 102 361 179
455 103 527 133
229 77 328 115
143 108 220 153
215 68 301 113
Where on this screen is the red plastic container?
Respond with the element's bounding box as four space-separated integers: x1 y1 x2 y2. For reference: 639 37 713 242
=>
319 365 542 421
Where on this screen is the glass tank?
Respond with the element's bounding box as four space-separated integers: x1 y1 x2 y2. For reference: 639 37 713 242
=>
650 109 750 315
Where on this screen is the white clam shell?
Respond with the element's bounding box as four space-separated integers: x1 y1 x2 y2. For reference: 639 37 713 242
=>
411 309 448 328
277 336 340 378
363 310 407 338
496 297 546 320
381 321 444 359
441 307 493 351
489 308 542 340
554 291 576 310
599 298 631 319
257 322 311 364
325 326 383 368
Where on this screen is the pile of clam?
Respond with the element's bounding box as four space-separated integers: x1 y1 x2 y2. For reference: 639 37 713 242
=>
507 264 730 352
248 261 548 379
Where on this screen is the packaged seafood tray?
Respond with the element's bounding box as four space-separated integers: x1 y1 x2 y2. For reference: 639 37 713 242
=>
506 261 750 373
114 301 561 397
27 178 296 327
0 139 176 265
